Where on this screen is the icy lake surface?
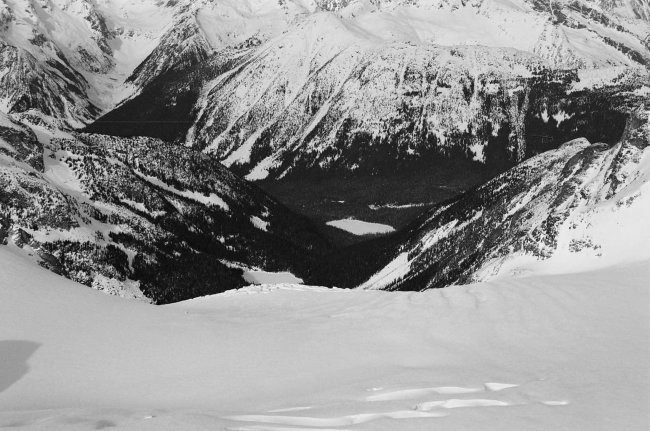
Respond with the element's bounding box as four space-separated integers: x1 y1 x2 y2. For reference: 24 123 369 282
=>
326 218 396 235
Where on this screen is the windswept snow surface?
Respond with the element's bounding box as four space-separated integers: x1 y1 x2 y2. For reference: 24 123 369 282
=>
0 247 648 430
327 218 395 235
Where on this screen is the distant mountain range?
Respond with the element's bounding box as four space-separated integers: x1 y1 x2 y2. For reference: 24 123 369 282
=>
1 1 648 172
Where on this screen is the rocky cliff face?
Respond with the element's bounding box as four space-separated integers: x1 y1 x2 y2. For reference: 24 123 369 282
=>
353 107 649 291
0 113 331 303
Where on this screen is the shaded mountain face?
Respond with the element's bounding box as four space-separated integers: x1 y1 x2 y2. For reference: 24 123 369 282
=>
85 52 242 142
347 107 649 291
0 113 331 303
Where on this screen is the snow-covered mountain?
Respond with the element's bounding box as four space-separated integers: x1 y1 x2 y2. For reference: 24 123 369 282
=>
0 111 331 303
0 0 335 127
84 0 325 141
353 106 650 290
180 0 649 180
2 0 647 134
0 0 178 126
76 1 649 179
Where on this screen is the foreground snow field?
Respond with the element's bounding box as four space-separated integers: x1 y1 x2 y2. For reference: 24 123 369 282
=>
0 246 648 431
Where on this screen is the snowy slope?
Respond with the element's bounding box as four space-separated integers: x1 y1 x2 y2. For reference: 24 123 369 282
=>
0 112 331 303
0 245 648 430
330 0 649 68
358 107 650 290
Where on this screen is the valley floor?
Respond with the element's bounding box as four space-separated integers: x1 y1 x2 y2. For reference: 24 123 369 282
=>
0 247 648 431
258 162 494 246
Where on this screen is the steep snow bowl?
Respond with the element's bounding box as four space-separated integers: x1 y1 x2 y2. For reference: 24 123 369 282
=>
0 247 648 430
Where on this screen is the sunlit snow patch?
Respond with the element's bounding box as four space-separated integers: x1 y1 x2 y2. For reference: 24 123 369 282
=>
469 141 487 163
250 216 269 231
243 270 304 285
326 218 395 236
358 252 411 290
